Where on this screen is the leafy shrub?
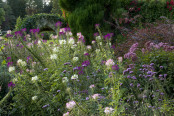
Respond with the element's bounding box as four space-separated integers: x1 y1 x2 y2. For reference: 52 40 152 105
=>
59 0 124 44
15 13 66 33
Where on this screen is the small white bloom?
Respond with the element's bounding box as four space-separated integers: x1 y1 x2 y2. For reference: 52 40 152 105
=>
72 57 79 62
95 49 100 53
8 66 15 72
62 77 69 83
53 47 59 53
63 112 70 116
66 32 73 36
104 107 114 115
96 36 101 40
32 96 38 101
71 74 78 80
7 30 12 34
32 76 38 81
17 59 27 67
92 40 96 44
108 42 111 46
59 40 66 45
77 32 82 37
87 45 92 49
71 44 77 49
105 59 115 67
38 40 41 45
50 54 57 59
89 84 95 88
99 42 102 45
68 38 75 45
13 78 18 82
17 59 23 64
66 101 76 110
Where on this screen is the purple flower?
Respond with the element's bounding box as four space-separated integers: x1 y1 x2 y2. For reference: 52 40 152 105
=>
95 24 100 28
6 34 13 38
82 60 90 67
15 31 22 37
86 97 89 100
130 83 133 87
78 70 84 75
64 62 71 65
7 62 13 67
8 82 15 88
127 75 131 78
21 28 27 32
57 90 61 92
160 66 164 69
103 33 114 40
152 95 155 97
94 32 99 36
30 29 40 34
7 57 11 61
160 92 164 95
55 21 62 27
41 33 44 37
62 70 66 73
150 63 154 66
133 101 139 104
120 83 123 86
59 32 65 35
129 71 134 74
131 76 137 80
137 83 140 87
44 68 48 71
84 53 89 56
111 45 115 49
164 74 167 78
112 65 119 71
42 104 50 108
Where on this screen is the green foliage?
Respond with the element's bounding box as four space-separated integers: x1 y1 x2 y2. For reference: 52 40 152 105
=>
0 8 5 25
17 13 65 33
59 0 123 44
137 49 174 97
14 17 22 32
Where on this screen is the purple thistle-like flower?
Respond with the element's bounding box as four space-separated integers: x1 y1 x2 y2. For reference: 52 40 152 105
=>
94 32 99 36
55 21 62 27
8 82 15 88
112 65 119 71
82 60 90 67
78 70 84 75
21 28 27 32
84 53 89 56
160 66 164 69
7 57 11 61
30 29 40 34
160 92 164 95
7 62 13 67
95 24 100 28
103 33 114 40
15 31 22 37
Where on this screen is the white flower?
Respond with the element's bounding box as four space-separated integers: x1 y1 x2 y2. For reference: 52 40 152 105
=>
99 42 102 45
68 38 75 45
77 32 82 37
92 40 96 44
8 66 15 72
13 78 18 82
95 49 100 53
71 44 77 49
66 101 76 110
105 59 115 67
96 36 101 40
7 30 12 34
38 40 41 45
104 107 114 115
17 59 27 67
59 40 66 45
62 77 69 83
32 96 38 101
32 76 38 81
53 47 59 52
71 74 78 80
66 32 73 36
50 54 57 59
118 57 123 63
87 45 92 49
92 94 100 100
72 57 79 62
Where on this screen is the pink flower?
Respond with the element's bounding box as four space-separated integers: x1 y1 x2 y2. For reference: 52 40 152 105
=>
63 112 70 116
105 59 115 67
89 84 95 88
66 101 76 110
92 94 100 100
